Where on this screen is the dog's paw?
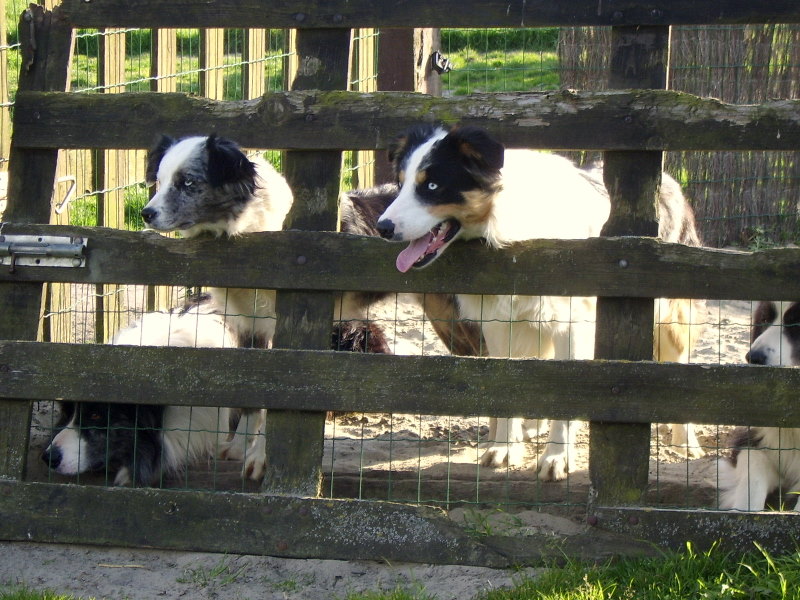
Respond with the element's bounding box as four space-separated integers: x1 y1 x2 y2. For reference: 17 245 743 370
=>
242 436 266 481
537 447 569 481
668 444 706 459
218 434 247 461
668 424 705 459
479 442 525 468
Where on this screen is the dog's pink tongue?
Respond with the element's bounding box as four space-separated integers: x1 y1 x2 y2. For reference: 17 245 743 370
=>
396 236 432 273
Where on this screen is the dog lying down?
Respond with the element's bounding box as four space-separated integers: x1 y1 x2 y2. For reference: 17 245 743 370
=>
718 301 800 511
140 134 486 480
41 305 241 486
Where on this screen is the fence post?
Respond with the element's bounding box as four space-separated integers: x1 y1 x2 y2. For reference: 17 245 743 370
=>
374 28 440 183
143 28 180 314
350 28 377 189
261 28 351 496
589 25 669 506
91 28 128 342
200 28 225 99
0 0 10 171
242 29 266 99
0 5 72 479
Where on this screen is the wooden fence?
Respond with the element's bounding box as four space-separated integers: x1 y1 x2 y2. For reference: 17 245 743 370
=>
2 1 800 566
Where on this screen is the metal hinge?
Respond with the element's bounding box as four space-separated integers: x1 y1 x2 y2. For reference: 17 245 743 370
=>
0 234 87 272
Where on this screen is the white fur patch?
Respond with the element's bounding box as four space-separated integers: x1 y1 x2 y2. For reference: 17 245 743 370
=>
47 418 90 476
380 129 449 241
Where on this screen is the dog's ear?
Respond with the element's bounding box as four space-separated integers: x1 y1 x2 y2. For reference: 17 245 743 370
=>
751 301 778 345
388 123 447 181
205 134 257 189
54 401 76 429
127 405 165 487
387 133 408 168
783 303 800 353
146 135 175 185
448 125 505 174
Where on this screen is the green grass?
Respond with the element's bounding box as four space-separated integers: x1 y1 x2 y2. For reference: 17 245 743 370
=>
68 184 148 230
475 543 800 600
443 49 560 96
444 28 559 53
0 588 82 600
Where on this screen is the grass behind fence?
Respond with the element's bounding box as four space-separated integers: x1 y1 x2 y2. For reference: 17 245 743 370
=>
3 11 799 247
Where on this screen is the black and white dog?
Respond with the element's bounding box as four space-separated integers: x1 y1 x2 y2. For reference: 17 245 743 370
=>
718 301 800 511
41 306 237 486
142 135 394 352
376 123 706 480
141 135 395 479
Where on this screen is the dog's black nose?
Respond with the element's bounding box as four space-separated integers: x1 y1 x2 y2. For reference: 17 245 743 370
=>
41 445 62 469
141 206 156 224
376 219 395 240
746 349 767 365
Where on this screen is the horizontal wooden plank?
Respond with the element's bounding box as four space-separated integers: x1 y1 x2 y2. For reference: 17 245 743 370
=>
2 340 800 428
594 507 800 556
12 90 800 152
58 0 800 28
2 224 800 301
0 481 508 566
0 481 661 564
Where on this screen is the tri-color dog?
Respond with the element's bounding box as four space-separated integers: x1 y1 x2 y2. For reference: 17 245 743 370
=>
376 123 706 480
718 301 800 511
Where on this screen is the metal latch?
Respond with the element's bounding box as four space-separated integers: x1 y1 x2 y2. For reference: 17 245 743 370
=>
0 234 87 272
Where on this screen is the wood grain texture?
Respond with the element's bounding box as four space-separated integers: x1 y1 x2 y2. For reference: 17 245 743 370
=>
0 481 509 567
11 89 800 151
263 29 350 496
2 224 799 300
3 340 800 428
58 0 800 28
0 6 73 480
590 26 669 506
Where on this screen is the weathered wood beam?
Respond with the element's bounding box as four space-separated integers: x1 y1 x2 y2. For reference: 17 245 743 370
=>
58 0 800 29
0 5 73 480
2 224 800 301
12 89 800 151
262 28 351 497
594 507 800 557
0 481 509 567
3 341 800 428
591 25 668 506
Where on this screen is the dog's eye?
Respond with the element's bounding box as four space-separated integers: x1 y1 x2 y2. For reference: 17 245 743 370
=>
427 182 439 191
182 178 194 188
88 412 103 421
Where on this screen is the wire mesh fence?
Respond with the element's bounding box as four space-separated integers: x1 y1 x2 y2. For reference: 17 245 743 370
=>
28 290 764 515
2 4 798 518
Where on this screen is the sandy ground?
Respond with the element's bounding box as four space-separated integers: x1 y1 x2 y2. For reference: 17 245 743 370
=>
6 293 756 599
0 542 540 600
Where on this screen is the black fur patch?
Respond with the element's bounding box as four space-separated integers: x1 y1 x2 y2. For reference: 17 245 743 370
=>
388 123 443 178
751 301 778 344
728 426 765 467
410 125 505 208
332 322 391 354
42 402 165 486
782 302 800 364
146 135 176 184
205 134 258 193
